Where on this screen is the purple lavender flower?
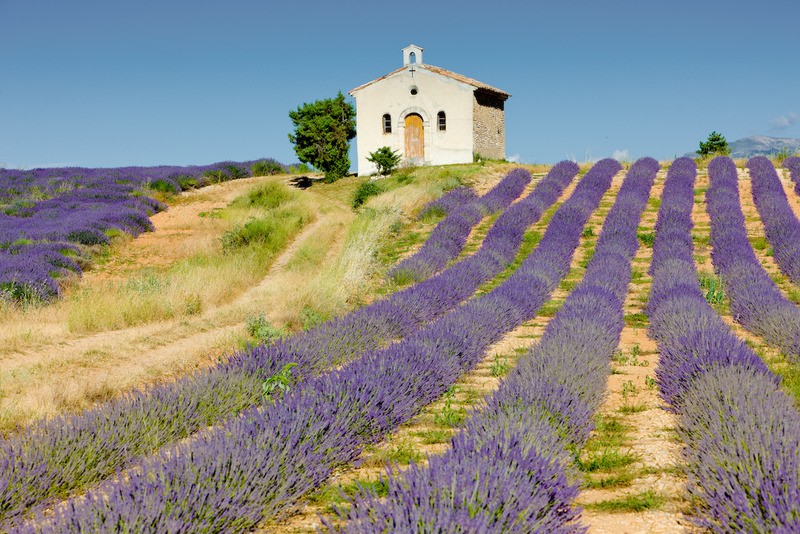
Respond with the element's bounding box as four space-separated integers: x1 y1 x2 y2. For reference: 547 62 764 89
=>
25 160 618 532
331 159 653 532
389 168 533 282
748 156 800 283
783 156 800 197
0 164 582 528
648 156 800 531
707 156 800 360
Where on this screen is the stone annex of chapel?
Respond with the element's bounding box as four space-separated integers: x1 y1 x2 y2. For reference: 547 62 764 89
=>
349 45 510 176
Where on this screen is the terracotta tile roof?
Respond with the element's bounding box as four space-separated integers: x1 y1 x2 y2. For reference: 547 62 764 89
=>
349 64 510 100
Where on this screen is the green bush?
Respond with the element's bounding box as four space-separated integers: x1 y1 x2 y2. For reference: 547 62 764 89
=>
222 217 286 252
394 172 414 184
246 313 286 344
251 160 285 176
150 179 180 193
226 165 248 179
203 169 230 183
300 307 327 330
697 131 731 157
366 146 401 176
175 175 199 190
352 180 384 209
231 181 293 210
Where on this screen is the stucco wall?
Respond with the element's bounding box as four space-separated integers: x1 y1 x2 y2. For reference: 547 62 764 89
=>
472 90 505 160
351 67 474 175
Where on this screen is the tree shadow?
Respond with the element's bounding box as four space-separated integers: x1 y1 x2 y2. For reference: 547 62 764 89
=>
289 176 314 190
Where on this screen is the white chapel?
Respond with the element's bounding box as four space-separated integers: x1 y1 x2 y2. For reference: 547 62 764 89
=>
349 45 510 176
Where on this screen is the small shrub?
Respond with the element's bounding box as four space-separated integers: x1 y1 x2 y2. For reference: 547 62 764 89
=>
750 236 769 251
0 281 48 305
184 293 202 315
204 169 230 183
390 268 418 286
251 160 285 176
699 271 725 306
300 307 327 330
418 205 446 223
233 181 293 210
261 362 297 404
394 172 413 184
246 313 286 344
366 146 401 176
150 179 180 193
645 375 657 390
352 180 384 209
175 175 199 190
225 165 248 179
637 232 655 247
490 354 510 377
434 385 466 427
221 216 295 253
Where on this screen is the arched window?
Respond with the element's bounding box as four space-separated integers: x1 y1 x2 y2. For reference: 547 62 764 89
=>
383 113 392 134
409 51 416 64
437 111 446 131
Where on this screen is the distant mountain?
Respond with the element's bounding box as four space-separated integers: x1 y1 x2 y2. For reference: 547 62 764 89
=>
728 135 800 158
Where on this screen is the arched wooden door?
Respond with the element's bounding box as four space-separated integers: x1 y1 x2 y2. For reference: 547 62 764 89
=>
404 114 424 163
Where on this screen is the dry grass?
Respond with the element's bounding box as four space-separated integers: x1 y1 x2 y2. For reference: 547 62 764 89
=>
0 163 522 433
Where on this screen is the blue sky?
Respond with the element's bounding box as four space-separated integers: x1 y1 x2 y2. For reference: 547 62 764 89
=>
1 0 798 169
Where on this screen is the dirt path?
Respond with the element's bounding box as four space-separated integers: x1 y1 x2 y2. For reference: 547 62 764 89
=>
576 173 688 533
0 175 354 429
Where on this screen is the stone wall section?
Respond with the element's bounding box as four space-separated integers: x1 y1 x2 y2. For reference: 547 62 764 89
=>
472 90 505 160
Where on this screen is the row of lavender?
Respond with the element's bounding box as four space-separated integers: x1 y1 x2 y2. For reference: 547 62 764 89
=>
748 156 800 283
648 157 800 531
416 185 478 219
783 156 800 197
0 159 288 300
26 160 617 532
388 175 531 282
335 159 656 532
0 166 577 527
705 157 800 360
0 159 288 199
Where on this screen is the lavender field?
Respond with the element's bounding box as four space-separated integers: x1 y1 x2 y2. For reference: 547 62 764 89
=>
0 158 287 301
1 156 800 533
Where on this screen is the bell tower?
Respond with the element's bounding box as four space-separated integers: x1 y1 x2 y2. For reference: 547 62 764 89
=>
402 44 423 66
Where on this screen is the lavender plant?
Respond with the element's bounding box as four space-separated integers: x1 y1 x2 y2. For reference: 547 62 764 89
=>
0 159 287 301
648 157 800 531
389 168 531 282
0 164 581 528
332 159 656 532
748 156 800 283
25 160 616 532
706 156 800 360
783 156 800 197
416 185 478 219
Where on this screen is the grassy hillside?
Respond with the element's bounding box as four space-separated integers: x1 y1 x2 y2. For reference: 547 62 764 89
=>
0 161 522 432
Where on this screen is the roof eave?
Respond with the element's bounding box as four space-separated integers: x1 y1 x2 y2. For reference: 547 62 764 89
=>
349 64 510 100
